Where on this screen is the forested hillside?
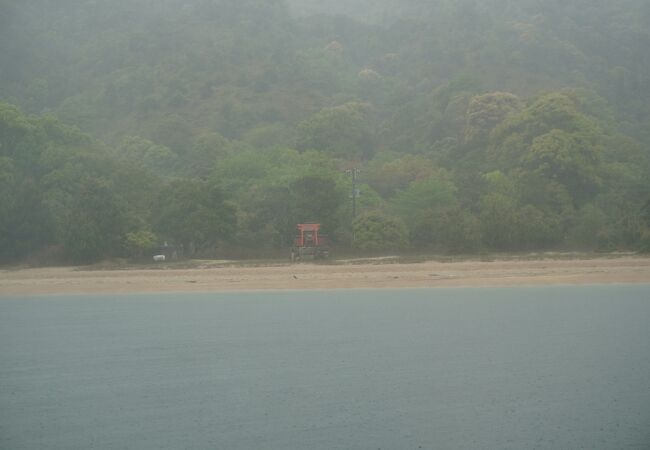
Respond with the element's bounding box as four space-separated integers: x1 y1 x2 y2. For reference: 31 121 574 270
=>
1 0 649 263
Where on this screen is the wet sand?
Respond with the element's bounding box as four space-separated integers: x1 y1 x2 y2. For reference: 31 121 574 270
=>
1 257 649 296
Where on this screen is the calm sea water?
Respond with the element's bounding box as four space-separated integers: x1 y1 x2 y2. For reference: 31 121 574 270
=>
1 286 649 449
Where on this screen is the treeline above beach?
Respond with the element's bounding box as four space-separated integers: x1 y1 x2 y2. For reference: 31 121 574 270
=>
1 0 650 263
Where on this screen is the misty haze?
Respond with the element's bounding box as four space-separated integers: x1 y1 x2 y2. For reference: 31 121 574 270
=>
1 1 649 449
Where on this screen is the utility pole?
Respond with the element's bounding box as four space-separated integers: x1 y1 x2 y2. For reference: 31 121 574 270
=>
346 168 361 244
346 168 361 220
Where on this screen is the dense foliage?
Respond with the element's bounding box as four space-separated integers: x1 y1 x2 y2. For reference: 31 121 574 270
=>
1 0 649 263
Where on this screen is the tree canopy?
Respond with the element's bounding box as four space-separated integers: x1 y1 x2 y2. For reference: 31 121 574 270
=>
1 0 649 263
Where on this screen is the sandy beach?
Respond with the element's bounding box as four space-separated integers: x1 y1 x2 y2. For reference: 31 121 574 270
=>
1 256 649 296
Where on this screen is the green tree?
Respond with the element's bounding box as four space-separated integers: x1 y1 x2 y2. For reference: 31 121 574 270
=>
115 136 178 175
289 174 344 236
153 180 237 255
0 158 53 262
151 115 193 153
568 203 609 249
478 192 562 251
352 211 408 251
366 155 440 198
639 197 650 252
390 175 458 219
478 193 519 250
125 230 159 258
490 91 606 207
410 206 482 253
61 179 127 264
296 102 374 160
388 175 467 249
238 185 293 248
464 91 521 144
184 132 230 176
642 198 650 228
523 129 601 201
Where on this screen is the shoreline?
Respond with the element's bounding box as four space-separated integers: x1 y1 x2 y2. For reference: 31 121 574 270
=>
1 256 650 296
